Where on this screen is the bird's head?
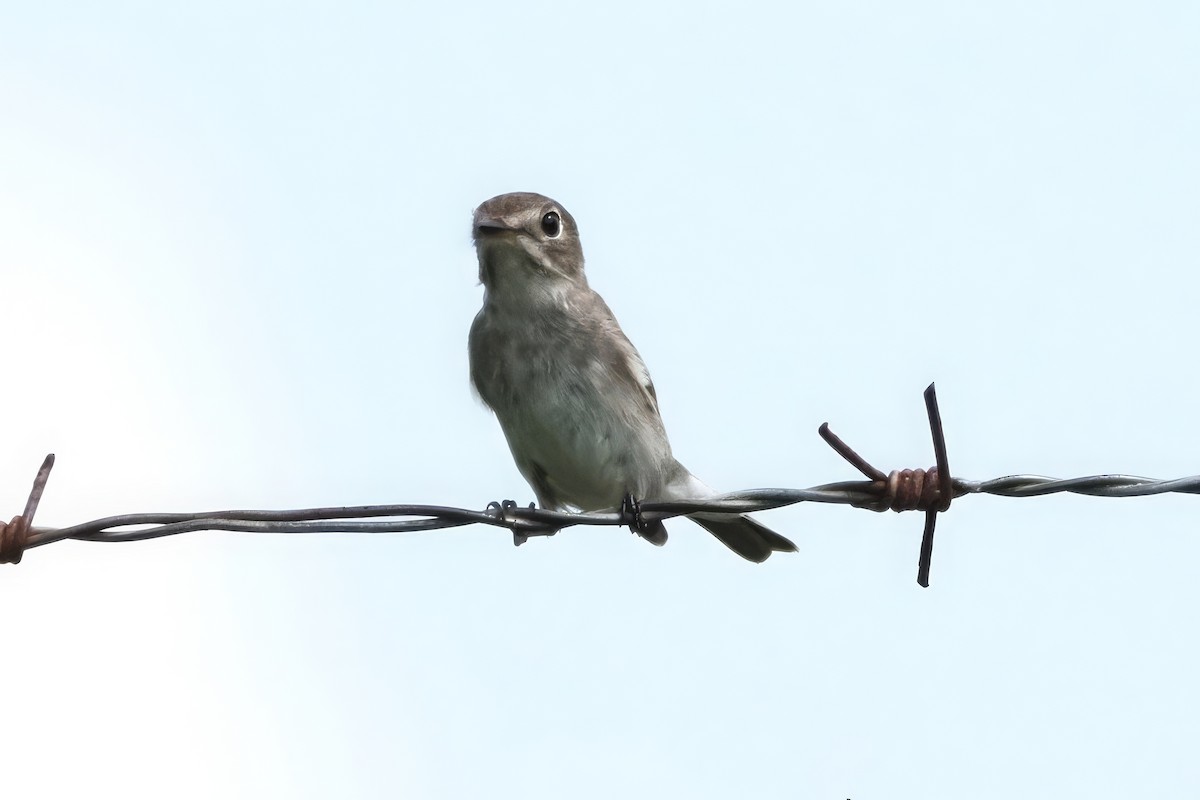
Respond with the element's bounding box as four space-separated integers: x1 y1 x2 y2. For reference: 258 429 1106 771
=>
472 192 586 293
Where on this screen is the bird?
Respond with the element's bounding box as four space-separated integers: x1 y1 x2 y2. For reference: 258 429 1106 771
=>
467 192 796 562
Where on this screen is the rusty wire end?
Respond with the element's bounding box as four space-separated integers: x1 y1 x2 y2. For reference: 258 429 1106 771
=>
917 511 937 588
924 384 952 513
819 422 887 482
917 384 952 587
1 454 56 565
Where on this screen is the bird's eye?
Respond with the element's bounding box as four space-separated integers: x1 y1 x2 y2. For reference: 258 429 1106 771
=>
541 211 562 238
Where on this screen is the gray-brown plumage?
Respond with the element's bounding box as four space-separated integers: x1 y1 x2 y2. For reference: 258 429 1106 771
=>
468 192 796 562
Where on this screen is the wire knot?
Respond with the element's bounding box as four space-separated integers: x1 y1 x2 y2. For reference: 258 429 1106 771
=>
0 515 29 564
864 466 949 513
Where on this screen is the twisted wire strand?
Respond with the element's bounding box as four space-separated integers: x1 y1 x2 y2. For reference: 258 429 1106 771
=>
13 386 1193 590
960 474 1200 497
21 474 1199 550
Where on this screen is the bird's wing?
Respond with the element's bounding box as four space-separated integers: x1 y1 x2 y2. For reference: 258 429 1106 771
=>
592 299 662 422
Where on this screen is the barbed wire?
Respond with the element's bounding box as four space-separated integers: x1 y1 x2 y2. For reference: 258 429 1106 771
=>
3 385 1197 586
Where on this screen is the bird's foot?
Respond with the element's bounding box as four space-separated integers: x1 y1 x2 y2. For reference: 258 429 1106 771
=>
620 493 668 546
487 499 557 547
620 492 648 537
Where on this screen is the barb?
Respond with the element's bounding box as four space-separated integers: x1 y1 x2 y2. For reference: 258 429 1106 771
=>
5 387 1199 587
819 383 956 586
1 454 55 565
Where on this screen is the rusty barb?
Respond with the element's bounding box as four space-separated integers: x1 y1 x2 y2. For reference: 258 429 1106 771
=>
5 385 1200 587
0 454 55 565
819 383 961 587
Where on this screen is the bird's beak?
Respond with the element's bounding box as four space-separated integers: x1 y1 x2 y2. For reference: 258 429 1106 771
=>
473 216 515 238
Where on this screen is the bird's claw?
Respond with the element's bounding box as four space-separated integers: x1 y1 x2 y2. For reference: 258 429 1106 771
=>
488 499 552 547
620 493 649 537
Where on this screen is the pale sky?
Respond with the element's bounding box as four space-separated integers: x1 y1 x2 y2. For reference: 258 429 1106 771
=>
3 2 1198 798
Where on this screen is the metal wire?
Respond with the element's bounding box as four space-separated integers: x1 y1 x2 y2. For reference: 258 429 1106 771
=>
6 384 1198 586
20 474 1199 549
25 488 853 549
959 474 1200 498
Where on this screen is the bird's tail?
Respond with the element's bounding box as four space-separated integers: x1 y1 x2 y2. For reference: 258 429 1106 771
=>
659 467 797 562
689 513 797 563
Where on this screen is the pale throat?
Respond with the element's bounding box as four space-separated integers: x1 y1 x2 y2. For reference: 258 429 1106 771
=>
479 244 579 312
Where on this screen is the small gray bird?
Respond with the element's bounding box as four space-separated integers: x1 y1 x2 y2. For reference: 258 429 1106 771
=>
468 192 796 562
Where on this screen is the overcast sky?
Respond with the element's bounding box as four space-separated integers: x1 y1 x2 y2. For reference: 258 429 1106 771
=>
3 2 1198 798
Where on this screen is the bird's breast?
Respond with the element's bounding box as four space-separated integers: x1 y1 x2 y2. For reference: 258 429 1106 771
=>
468 301 672 509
